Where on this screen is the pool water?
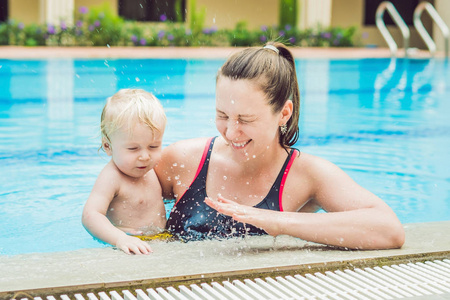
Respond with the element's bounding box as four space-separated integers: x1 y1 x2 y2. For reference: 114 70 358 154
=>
0 58 449 256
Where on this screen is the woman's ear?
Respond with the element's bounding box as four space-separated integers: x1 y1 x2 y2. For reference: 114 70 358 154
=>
279 99 293 126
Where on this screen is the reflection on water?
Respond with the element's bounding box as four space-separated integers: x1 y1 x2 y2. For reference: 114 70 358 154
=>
0 58 449 255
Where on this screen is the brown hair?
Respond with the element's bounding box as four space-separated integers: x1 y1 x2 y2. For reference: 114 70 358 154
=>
217 42 300 148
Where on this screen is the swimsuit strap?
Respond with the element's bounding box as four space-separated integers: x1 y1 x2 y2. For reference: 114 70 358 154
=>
174 137 216 205
278 149 299 211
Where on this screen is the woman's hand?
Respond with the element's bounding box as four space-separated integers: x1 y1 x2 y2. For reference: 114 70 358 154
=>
204 196 282 236
116 234 153 255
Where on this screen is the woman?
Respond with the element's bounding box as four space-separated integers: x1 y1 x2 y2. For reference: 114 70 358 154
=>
155 42 405 249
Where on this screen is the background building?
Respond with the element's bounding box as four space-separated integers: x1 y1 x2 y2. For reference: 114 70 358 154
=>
0 0 449 51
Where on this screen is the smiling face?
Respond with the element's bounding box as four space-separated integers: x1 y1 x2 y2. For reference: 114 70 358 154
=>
104 121 164 178
216 77 290 161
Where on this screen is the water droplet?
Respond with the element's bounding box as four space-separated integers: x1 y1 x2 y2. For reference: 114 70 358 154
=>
173 163 178 167
106 44 110 48
135 77 140 82
221 186 225 190
223 176 227 180
252 155 256 158
246 182 249 185
175 175 180 180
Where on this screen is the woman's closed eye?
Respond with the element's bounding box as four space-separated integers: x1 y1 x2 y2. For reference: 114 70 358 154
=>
217 114 228 120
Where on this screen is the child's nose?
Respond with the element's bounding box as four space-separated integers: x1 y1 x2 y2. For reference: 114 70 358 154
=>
139 151 150 160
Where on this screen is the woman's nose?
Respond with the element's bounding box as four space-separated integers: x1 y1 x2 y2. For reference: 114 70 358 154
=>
225 120 240 140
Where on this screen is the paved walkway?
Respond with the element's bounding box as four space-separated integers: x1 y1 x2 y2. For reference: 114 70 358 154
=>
0 46 436 59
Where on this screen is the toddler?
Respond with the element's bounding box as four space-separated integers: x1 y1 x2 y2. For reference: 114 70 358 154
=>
82 89 167 254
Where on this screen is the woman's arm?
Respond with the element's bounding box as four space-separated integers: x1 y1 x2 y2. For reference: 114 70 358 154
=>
205 154 405 250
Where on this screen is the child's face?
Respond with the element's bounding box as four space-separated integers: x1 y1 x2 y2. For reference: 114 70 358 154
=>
106 121 164 178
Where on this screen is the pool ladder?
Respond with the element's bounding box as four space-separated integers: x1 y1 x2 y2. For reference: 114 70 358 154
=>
376 1 449 57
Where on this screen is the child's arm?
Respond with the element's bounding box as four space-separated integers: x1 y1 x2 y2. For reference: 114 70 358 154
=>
82 167 153 255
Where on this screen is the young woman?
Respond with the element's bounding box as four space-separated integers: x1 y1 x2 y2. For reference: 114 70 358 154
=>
155 42 405 250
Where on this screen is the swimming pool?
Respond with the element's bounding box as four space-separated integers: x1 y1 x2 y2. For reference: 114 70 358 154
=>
0 57 449 256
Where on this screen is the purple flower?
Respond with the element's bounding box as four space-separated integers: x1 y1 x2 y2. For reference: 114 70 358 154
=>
260 35 267 42
88 25 95 32
131 35 138 43
47 25 56 35
75 29 83 36
279 30 285 37
210 26 217 33
289 37 296 44
60 21 67 31
321 32 332 39
139 38 146 46
157 30 165 39
76 20 83 28
168 34 174 41
94 20 100 27
18 22 24 30
260 25 268 32
285 24 292 31
79 6 88 14
202 28 211 34
160 14 167 22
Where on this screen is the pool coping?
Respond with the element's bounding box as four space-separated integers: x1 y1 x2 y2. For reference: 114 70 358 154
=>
1 221 449 299
0 45 439 59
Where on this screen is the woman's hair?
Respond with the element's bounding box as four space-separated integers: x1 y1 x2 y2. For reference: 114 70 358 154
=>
217 42 300 148
100 89 166 150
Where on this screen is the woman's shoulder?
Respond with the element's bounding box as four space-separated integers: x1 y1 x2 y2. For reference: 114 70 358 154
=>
162 137 212 159
290 151 341 178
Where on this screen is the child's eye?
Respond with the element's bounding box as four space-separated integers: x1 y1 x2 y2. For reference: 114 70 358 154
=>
217 114 228 119
127 147 138 150
149 146 159 149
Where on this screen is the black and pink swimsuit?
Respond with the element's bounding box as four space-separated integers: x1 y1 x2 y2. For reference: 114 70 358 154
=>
166 137 299 241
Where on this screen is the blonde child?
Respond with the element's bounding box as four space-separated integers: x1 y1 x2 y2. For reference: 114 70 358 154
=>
82 89 167 255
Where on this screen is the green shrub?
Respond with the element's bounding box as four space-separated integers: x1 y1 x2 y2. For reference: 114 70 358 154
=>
0 4 357 48
0 22 9 45
23 24 46 46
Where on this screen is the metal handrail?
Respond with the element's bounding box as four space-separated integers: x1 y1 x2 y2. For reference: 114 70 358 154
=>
376 1 410 57
414 2 449 57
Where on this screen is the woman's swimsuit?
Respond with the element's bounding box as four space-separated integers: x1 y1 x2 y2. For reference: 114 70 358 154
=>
166 137 299 241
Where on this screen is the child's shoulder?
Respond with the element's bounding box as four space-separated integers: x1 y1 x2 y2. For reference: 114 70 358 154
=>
97 160 125 183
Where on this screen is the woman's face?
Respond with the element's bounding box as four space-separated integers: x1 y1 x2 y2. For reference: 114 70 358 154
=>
215 77 284 161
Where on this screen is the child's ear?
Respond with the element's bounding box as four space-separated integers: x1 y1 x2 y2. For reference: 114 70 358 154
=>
103 140 112 156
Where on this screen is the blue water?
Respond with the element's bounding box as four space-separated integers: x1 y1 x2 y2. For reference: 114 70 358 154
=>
0 58 449 256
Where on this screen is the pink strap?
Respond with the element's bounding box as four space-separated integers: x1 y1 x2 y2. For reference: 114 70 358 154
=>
175 137 213 205
278 149 299 212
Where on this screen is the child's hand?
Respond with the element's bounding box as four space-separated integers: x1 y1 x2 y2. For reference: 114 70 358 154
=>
116 234 153 255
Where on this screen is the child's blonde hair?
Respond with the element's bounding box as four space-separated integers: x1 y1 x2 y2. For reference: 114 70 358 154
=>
100 89 166 151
